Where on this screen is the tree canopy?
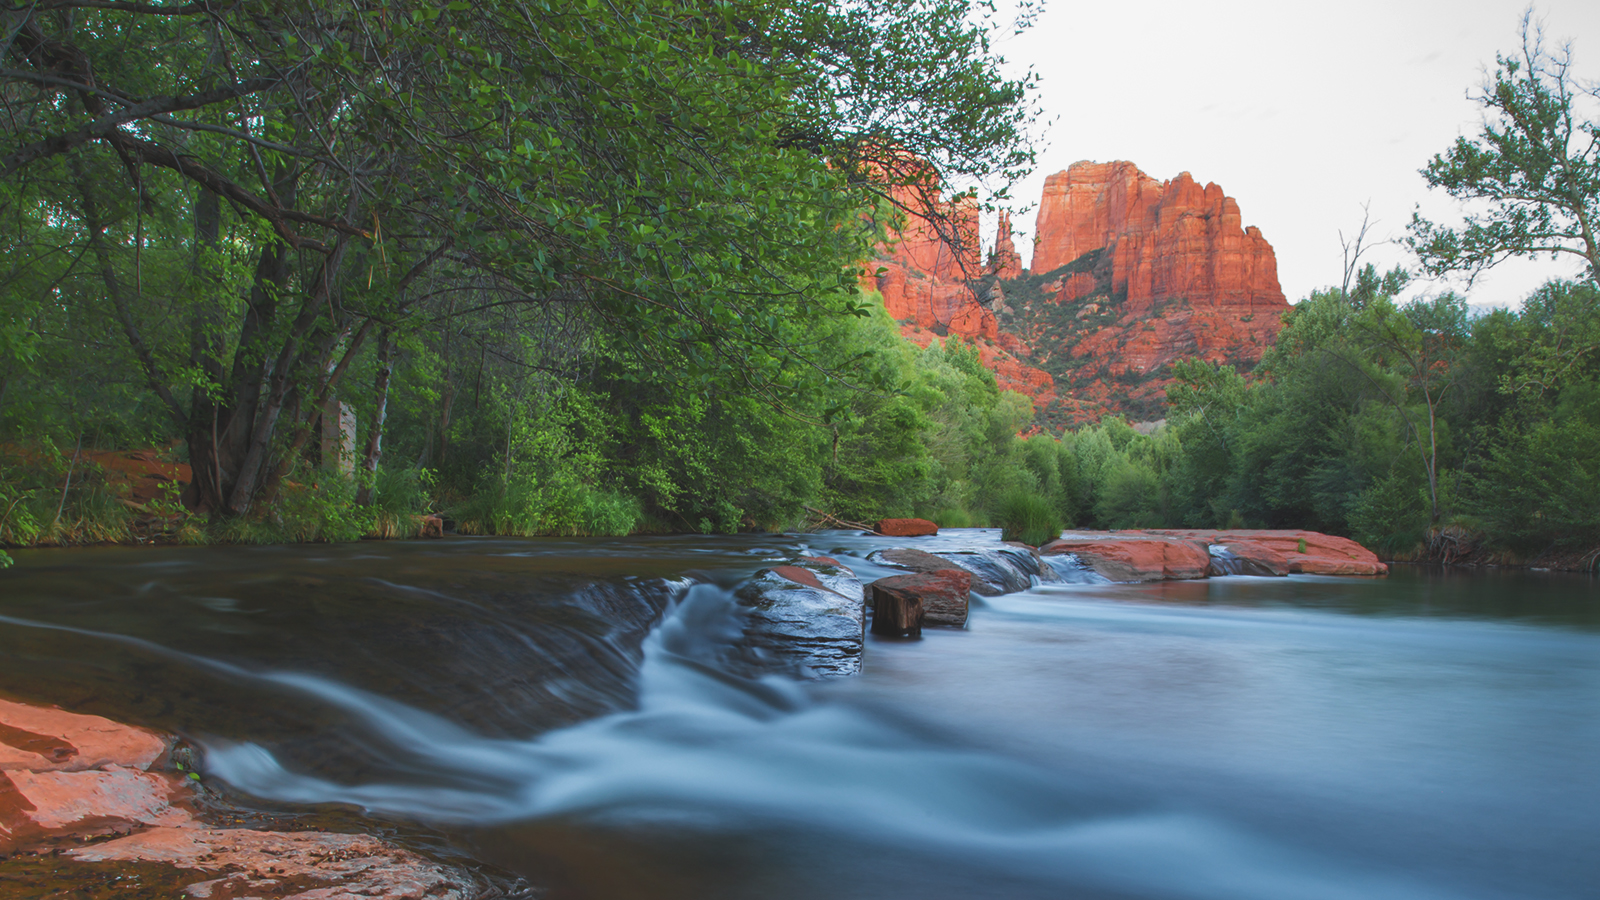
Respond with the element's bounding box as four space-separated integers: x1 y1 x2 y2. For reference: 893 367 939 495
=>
1 0 1036 517
1409 13 1600 284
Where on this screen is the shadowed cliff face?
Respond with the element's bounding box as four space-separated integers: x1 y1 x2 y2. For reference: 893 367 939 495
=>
869 160 1292 428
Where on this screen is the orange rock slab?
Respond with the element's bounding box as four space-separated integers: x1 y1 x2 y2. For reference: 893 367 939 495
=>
1040 535 1211 582
0 695 475 898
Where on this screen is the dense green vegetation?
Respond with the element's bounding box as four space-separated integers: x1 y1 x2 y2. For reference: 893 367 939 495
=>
0 0 1040 547
1041 275 1599 562
1 8 1593 570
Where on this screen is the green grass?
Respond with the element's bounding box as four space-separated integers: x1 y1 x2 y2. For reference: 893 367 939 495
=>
993 488 1061 546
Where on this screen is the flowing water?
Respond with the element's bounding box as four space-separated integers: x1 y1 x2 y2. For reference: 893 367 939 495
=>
1 532 1596 899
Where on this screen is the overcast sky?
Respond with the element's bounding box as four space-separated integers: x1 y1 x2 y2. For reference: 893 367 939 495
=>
983 0 1600 307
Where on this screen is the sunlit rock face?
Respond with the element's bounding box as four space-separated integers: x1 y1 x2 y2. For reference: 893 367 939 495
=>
1005 161 1291 426
868 184 1055 414
866 160 1292 429
1033 161 1286 316
987 210 1023 280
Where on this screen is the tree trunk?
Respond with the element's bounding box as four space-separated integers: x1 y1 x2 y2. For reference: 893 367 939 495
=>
355 328 394 505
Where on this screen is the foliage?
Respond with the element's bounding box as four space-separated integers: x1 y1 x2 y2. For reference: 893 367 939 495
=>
1 0 1036 526
1409 14 1600 283
994 487 1061 546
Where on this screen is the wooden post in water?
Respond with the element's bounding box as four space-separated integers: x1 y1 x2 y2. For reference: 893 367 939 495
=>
869 582 924 638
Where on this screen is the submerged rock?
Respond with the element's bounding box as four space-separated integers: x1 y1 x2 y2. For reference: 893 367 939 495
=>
734 556 865 678
72 827 471 900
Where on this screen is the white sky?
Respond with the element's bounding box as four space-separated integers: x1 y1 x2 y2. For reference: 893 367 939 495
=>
983 0 1600 308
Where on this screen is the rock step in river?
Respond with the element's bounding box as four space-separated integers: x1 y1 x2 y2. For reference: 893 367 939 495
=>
0 697 485 899
736 528 1386 678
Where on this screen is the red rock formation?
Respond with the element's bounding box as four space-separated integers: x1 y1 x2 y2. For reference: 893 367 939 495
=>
1032 161 1286 316
1039 534 1211 582
866 160 1289 427
880 184 982 283
1147 529 1388 576
987 210 1022 279
0 697 474 898
1040 529 1387 581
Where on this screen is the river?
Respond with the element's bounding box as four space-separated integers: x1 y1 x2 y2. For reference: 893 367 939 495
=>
1 531 1596 899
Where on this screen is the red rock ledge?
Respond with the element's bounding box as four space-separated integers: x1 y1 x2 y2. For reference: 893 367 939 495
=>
1041 529 1387 582
0 696 475 899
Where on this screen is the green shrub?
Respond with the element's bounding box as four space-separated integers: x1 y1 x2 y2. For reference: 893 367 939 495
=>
930 506 975 528
993 488 1061 546
366 467 435 539
212 477 374 544
1349 469 1431 555
454 469 641 537
0 448 132 546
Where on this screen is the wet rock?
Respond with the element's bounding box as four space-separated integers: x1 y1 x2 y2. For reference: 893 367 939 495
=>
870 546 1056 596
875 518 939 537
734 557 865 678
6 766 190 833
1039 535 1211 582
869 570 973 630
71 827 471 899
0 697 166 772
1207 540 1289 576
0 697 474 898
1148 529 1388 576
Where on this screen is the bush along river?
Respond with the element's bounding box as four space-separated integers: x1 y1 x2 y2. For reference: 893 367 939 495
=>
0 529 1596 899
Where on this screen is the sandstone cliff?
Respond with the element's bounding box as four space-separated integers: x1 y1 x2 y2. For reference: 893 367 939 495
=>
868 160 1291 428
870 183 1051 403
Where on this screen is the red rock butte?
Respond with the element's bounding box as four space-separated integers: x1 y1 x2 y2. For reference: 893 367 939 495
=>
866 160 1292 427
1033 161 1287 317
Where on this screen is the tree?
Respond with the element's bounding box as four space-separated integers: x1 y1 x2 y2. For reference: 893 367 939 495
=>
2 0 1034 518
1409 14 1600 284
1349 292 1470 525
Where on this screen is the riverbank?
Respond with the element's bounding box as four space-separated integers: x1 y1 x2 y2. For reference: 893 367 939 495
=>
0 695 534 899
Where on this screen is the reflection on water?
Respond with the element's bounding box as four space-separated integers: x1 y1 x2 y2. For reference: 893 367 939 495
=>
1 534 1596 899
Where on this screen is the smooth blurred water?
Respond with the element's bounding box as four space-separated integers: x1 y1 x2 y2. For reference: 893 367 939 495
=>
0 533 1596 899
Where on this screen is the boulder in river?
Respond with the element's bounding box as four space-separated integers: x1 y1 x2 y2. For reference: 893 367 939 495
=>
734 556 865 678
876 517 939 537
869 569 973 629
